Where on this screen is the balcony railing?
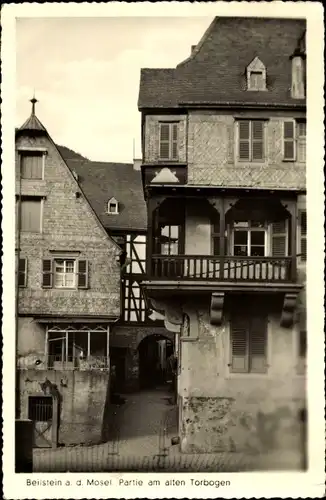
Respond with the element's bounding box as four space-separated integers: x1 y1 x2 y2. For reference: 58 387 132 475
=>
151 255 294 282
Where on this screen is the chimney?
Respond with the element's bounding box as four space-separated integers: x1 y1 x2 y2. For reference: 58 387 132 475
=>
290 34 306 99
191 45 196 55
133 158 142 171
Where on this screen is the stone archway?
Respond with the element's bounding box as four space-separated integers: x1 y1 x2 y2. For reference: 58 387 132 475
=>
138 333 174 390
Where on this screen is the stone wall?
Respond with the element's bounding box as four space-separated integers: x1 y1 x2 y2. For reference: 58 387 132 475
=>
187 110 306 189
19 369 109 445
178 300 306 459
143 110 306 190
16 134 121 318
110 325 175 391
144 114 187 163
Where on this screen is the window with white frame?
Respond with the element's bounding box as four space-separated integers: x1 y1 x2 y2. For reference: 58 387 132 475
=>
159 122 178 161
108 197 119 214
54 259 76 288
283 120 306 161
20 151 44 179
230 219 289 257
232 221 267 257
238 120 265 162
42 258 89 289
246 57 267 91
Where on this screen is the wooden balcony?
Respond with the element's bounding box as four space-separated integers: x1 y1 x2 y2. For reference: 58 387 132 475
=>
151 255 294 283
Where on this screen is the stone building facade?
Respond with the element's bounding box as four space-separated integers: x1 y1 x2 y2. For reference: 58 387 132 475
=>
138 16 307 464
16 103 121 446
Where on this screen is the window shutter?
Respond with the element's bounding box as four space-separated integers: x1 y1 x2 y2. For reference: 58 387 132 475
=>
297 122 306 163
249 316 267 373
271 220 287 256
159 123 170 159
283 121 295 160
171 123 178 160
77 260 89 289
238 121 250 160
18 258 27 287
299 210 307 261
42 259 53 288
21 153 43 179
252 121 264 160
231 318 249 372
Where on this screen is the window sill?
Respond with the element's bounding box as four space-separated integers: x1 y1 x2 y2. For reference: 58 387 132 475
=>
282 158 296 162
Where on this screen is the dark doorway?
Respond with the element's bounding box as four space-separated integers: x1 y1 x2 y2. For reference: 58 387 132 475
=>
110 347 127 392
138 335 173 389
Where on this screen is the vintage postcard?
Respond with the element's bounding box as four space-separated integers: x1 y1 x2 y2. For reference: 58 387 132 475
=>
1 1 325 498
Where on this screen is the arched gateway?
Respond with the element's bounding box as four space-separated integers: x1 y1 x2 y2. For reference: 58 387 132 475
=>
138 333 174 389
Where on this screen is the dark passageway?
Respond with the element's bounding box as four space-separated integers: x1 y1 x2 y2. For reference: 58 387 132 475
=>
138 334 173 389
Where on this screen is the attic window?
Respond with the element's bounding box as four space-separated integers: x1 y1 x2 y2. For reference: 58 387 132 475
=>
247 57 266 91
108 198 119 214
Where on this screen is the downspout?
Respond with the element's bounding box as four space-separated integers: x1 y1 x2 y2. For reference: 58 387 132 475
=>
15 151 22 418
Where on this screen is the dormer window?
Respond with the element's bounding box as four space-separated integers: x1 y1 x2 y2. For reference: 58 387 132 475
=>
247 57 266 91
108 197 119 214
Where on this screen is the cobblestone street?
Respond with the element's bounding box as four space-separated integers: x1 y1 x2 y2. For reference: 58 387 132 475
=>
32 387 303 472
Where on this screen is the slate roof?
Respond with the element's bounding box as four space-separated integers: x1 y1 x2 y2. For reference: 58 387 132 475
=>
66 159 147 232
138 17 306 109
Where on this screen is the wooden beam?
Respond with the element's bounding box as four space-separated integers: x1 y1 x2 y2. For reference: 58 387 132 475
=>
281 293 298 327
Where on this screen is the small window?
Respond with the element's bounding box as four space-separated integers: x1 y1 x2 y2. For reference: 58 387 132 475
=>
246 57 266 91
18 258 27 287
230 314 268 374
19 198 42 232
28 396 53 422
159 122 178 161
238 120 265 162
21 152 43 180
108 198 118 214
249 71 264 91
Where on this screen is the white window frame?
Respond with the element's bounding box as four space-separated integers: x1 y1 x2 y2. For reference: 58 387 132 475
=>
236 120 266 163
54 258 77 289
231 221 268 257
108 198 119 214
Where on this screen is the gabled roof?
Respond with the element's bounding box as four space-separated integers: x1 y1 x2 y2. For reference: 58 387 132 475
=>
138 17 306 109
66 159 147 232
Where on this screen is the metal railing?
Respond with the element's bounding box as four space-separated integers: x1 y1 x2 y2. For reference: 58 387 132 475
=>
151 255 293 282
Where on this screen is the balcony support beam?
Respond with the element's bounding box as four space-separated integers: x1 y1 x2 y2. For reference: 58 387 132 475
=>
281 292 298 327
210 292 225 326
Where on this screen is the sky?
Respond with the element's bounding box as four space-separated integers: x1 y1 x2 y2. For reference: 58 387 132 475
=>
16 16 212 162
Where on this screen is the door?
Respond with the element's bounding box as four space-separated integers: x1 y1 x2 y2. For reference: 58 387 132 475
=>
28 396 54 448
